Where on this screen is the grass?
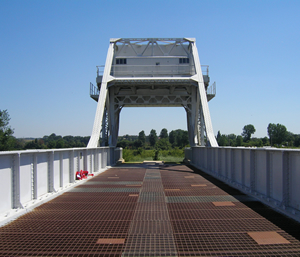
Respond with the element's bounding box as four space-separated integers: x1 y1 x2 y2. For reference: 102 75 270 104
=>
122 148 185 163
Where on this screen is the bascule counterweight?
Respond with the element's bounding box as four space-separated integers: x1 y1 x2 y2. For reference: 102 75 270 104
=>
87 38 218 148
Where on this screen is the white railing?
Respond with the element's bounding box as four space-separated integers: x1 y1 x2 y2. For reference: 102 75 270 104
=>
0 147 123 224
96 65 209 77
207 81 216 96
110 64 195 77
90 82 99 96
186 146 300 222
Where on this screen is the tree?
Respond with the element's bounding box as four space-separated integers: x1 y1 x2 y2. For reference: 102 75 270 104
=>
159 128 168 139
0 109 15 151
242 124 256 142
228 134 237 146
218 134 228 146
267 123 287 146
216 131 221 142
262 137 269 146
216 131 229 146
138 130 146 146
169 130 176 146
294 135 300 147
236 136 243 146
149 129 157 147
156 138 171 150
169 129 189 148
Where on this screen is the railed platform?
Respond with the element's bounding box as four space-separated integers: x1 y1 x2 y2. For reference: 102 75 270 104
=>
1 163 300 256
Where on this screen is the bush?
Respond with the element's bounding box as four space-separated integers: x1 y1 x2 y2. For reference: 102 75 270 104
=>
123 149 134 162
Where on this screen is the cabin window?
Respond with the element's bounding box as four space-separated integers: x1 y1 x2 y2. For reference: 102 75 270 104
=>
116 58 127 65
179 58 189 64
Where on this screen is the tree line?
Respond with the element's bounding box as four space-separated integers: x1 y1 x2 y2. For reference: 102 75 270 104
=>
2 109 300 151
0 109 90 151
117 128 189 150
217 123 300 148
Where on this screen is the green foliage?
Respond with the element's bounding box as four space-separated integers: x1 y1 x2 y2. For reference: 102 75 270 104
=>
0 109 15 151
22 133 90 150
267 123 288 146
24 139 45 149
236 136 243 146
169 129 189 148
149 129 157 147
153 149 161 160
242 124 256 142
117 139 133 149
262 137 270 146
217 133 229 146
159 128 168 139
294 135 300 147
155 138 172 150
122 148 134 162
138 130 146 145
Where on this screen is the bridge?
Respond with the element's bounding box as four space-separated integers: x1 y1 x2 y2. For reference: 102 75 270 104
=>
1 38 300 256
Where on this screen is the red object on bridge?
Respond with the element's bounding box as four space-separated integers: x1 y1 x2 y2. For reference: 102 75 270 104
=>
76 170 92 180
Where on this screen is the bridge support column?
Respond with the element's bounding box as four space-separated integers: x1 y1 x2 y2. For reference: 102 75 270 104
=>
87 41 115 148
191 42 218 147
108 87 122 147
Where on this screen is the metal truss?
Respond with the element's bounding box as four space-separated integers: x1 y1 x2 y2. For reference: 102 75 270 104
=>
87 38 218 148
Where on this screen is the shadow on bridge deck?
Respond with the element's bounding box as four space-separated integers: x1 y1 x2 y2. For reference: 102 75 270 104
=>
1 162 300 256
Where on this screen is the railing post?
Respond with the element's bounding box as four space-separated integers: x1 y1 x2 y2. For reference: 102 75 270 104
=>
282 151 290 209
59 151 63 188
231 149 235 181
266 150 271 199
69 150 75 184
83 149 88 171
12 153 22 209
48 151 54 193
250 149 256 193
218 148 221 176
241 150 245 186
32 153 37 199
225 149 230 178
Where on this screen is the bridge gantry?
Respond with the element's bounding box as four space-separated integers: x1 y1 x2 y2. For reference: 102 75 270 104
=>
87 38 218 148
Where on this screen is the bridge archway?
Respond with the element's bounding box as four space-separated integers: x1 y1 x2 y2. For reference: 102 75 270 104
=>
87 38 218 148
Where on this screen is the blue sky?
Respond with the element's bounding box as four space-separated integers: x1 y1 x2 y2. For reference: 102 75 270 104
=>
1 0 299 139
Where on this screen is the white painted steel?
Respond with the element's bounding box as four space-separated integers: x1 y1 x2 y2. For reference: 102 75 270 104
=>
187 147 300 222
87 42 115 148
0 147 122 224
87 38 218 148
191 43 218 147
0 155 12 214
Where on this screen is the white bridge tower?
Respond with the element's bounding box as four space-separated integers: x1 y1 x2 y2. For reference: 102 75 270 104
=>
87 38 218 148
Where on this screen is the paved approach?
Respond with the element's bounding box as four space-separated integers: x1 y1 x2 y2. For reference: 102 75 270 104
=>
1 163 300 256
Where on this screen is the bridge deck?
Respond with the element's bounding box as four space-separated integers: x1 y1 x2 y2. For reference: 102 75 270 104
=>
1 163 300 256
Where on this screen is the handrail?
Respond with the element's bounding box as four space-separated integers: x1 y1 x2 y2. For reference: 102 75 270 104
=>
187 146 300 223
90 82 99 96
96 65 105 76
96 65 209 76
207 81 216 95
0 147 123 223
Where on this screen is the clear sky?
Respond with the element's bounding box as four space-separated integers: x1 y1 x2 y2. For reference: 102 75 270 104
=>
1 0 299 139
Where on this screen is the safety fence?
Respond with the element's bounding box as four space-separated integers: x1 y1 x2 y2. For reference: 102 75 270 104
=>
0 147 123 221
186 146 300 222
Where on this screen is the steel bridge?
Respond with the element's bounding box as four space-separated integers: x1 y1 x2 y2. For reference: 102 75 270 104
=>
1 38 300 256
1 155 300 256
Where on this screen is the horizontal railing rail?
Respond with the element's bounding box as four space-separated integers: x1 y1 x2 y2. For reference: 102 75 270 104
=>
96 65 105 76
96 65 209 76
186 146 300 222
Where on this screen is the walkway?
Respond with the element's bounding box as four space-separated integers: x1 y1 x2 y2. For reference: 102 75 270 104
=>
1 163 300 256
